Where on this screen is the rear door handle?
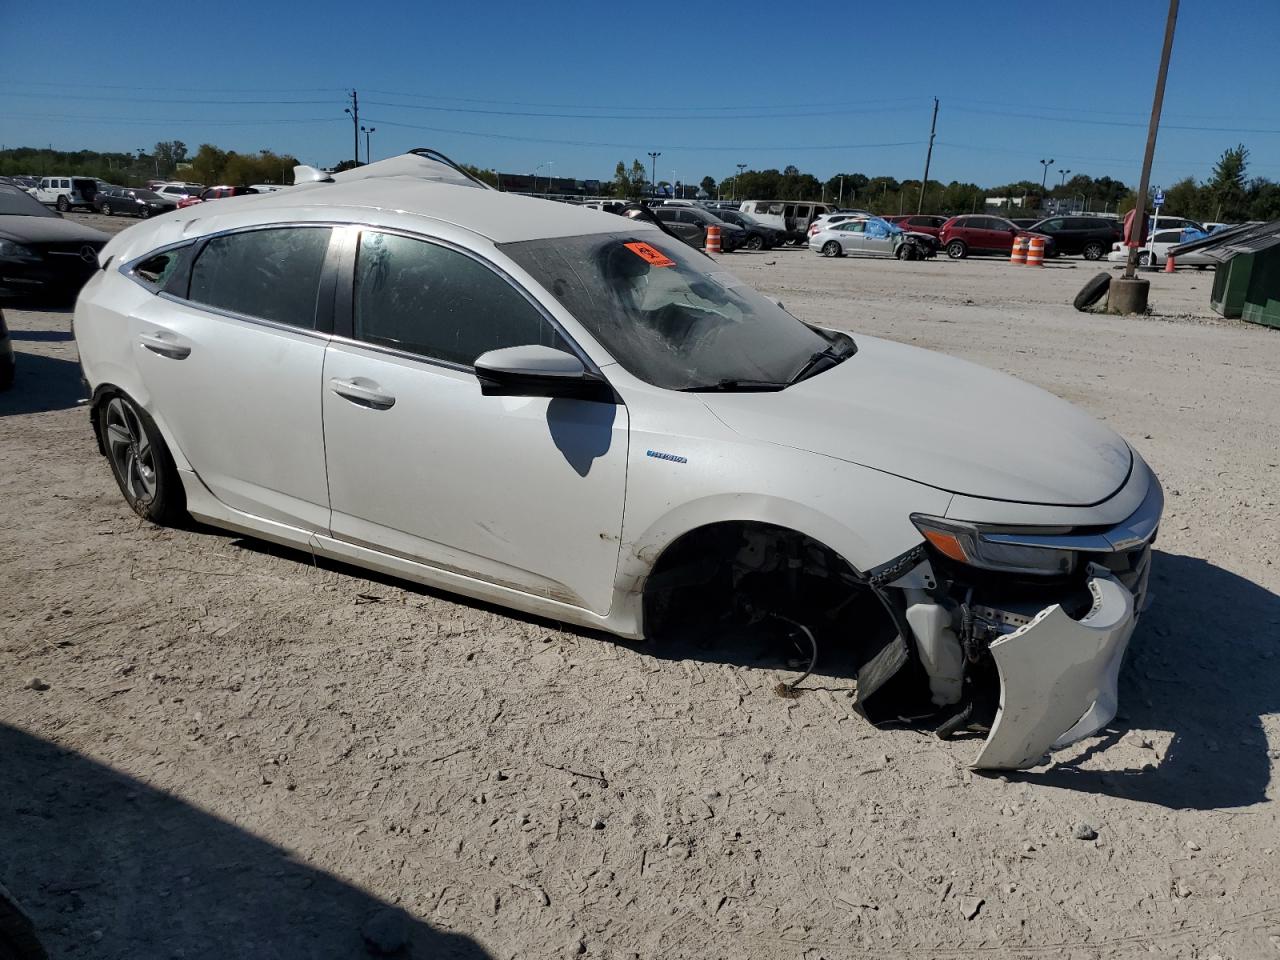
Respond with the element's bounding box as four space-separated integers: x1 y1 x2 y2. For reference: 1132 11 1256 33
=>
329 377 396 410
138 331 191 359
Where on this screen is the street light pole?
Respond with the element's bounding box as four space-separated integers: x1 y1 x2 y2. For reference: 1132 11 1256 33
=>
735 163 747 200
361 126 376 165
1058 168 1071 187
1039 158 1054 193
648 152 661 199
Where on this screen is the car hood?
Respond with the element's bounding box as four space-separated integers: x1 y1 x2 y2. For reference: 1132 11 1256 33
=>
0 215 110 244
701 334 1132 506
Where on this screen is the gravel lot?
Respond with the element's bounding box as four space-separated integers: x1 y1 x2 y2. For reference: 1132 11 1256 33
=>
3 213 1279 959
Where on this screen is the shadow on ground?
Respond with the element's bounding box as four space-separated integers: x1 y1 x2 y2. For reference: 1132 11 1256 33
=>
1011 551 1279 809
228 534 1279 808
0 352 86 416
0 724 492 960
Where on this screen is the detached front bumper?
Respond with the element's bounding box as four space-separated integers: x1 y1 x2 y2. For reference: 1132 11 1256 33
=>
973 571 1138 769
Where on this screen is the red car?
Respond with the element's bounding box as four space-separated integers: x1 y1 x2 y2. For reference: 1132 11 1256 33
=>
938 214 1055 259
176 185 259 209
884 214 947 239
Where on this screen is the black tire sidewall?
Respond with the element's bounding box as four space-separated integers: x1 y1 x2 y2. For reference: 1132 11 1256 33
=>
1083 241 1104 260
947 240 966 258
1073 271 1112 311
822 241 840 257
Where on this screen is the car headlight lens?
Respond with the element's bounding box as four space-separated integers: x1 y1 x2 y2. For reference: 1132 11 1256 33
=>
0 239 36 258
911 514 1077 576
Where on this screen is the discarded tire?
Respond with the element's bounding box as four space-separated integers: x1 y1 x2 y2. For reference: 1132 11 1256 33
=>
1073 272 1111 312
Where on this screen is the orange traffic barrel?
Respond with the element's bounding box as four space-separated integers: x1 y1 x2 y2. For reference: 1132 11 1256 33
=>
1026 236 1045 266
1164 255 1176 273
1010 236 1028 265
706 225 721 254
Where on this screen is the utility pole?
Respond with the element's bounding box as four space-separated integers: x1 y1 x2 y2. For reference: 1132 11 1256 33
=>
361 125 376 164
1124 0 1179 282
918 97 938 214
343 90 360 165
648 152 661 199
735 163 747 200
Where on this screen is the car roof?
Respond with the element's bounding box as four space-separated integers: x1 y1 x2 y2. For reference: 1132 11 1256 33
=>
157 153 638 245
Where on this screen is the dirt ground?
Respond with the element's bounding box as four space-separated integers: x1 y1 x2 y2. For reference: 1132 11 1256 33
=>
3 215 1279 960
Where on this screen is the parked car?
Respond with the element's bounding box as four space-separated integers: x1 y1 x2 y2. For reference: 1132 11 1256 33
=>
938 215 1055 259
580 199 627 215
154 183 205 204
809 216 934 260
176 185 259 209
807 210 874 240
96 187 178 219
33 176 101 212
0 307 13 391
1106 229 1216 269
884 214 947 238
1023 216 1122 260
712 208 784 250
652 206 746 252
1009 218 1040 229
739 200 835 244
75 149 1164 772
0 182 109 301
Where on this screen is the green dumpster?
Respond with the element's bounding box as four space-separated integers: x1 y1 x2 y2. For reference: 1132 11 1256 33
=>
1241 246 1280 329
1210 252 1254 319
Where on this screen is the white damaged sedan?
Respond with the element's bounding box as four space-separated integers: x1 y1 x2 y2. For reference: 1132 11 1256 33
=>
74 151 1161 770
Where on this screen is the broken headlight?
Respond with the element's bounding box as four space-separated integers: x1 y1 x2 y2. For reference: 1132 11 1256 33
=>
910 515 1077 576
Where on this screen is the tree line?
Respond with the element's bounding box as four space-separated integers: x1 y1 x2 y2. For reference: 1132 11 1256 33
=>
6 141 1276 222
0 142 298 187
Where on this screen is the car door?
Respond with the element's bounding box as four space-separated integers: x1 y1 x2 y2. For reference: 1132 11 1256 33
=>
837 221 867 253
321 228 629 615
862 219 896 256
129 225 337 531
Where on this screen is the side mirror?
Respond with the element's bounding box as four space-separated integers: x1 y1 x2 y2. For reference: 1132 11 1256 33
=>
474 345 614 403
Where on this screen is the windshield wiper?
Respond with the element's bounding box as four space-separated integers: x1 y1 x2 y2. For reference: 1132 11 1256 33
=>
788 341 853 385
681 378 788 393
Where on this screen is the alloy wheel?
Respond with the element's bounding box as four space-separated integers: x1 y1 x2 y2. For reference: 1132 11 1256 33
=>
104 397 157 505
822 241 840 258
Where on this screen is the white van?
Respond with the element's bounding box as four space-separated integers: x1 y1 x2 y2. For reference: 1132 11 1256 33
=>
34 176 101 211
738 200 834 244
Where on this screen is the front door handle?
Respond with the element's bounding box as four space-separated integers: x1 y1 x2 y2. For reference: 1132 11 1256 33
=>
138 331 191 359
329 377 396 410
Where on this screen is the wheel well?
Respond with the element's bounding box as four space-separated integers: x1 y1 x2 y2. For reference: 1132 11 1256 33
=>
641 521 893 652
88 384 123 456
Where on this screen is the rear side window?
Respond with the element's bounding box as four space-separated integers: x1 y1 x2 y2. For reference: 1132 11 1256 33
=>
352 231 567 366
188 227 332 329
131 246 192 294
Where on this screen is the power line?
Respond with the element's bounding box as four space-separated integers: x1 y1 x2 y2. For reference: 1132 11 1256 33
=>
0 113 343 126
5 92 334 106
362 117 926 152
949 105 1280 135
362 99 918 121
363 89 929 112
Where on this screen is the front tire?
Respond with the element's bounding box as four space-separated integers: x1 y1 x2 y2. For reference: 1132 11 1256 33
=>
98 394 185 524
1082 241 1105 260
821 241 842 258
745 234 764 251
946 240 967 259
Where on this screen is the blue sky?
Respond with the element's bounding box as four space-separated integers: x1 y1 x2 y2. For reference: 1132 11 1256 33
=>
2 0 1277 189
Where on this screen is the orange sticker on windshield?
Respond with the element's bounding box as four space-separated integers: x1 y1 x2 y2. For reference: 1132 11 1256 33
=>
624 241 675 266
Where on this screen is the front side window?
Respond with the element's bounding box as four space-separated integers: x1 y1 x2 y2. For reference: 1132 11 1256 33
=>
353 231 567 366
501 231 837 391
188 227 332 329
